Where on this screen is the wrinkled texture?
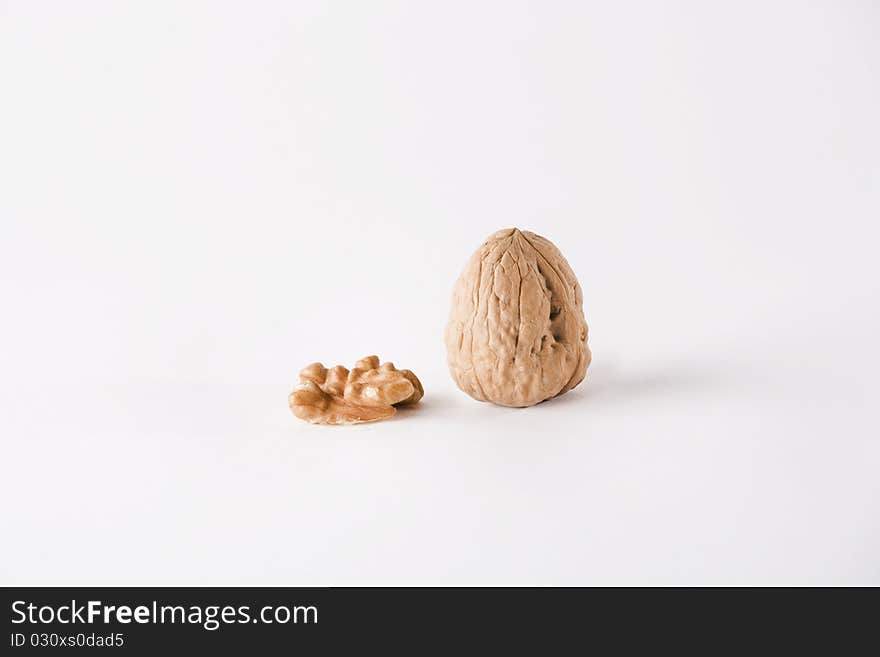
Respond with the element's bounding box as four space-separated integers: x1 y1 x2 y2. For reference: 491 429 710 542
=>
445 228 590 407
289 355 423 425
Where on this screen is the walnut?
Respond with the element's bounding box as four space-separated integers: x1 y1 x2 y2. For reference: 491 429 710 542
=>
445 228 591 407
289 355 424 425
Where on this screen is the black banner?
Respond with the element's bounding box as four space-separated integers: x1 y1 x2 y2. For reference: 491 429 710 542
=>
1 587 875 653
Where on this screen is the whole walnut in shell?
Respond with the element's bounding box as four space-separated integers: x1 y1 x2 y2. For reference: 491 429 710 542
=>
445 228 590 407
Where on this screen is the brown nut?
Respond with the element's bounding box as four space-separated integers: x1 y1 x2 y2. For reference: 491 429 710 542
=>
289 355 424 425
445 228 590 407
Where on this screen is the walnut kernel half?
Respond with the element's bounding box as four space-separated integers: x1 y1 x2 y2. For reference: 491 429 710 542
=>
289 355 423 425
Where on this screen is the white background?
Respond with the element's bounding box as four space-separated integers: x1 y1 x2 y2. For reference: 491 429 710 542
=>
2 1 878 585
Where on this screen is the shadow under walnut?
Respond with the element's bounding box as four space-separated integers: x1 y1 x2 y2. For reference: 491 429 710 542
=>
289 355 424 425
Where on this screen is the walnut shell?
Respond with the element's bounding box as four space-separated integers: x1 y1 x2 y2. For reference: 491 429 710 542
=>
445 228 591 407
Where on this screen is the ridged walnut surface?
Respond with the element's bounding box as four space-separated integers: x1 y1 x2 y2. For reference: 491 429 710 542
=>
445 228 590 407
289 355 423 425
